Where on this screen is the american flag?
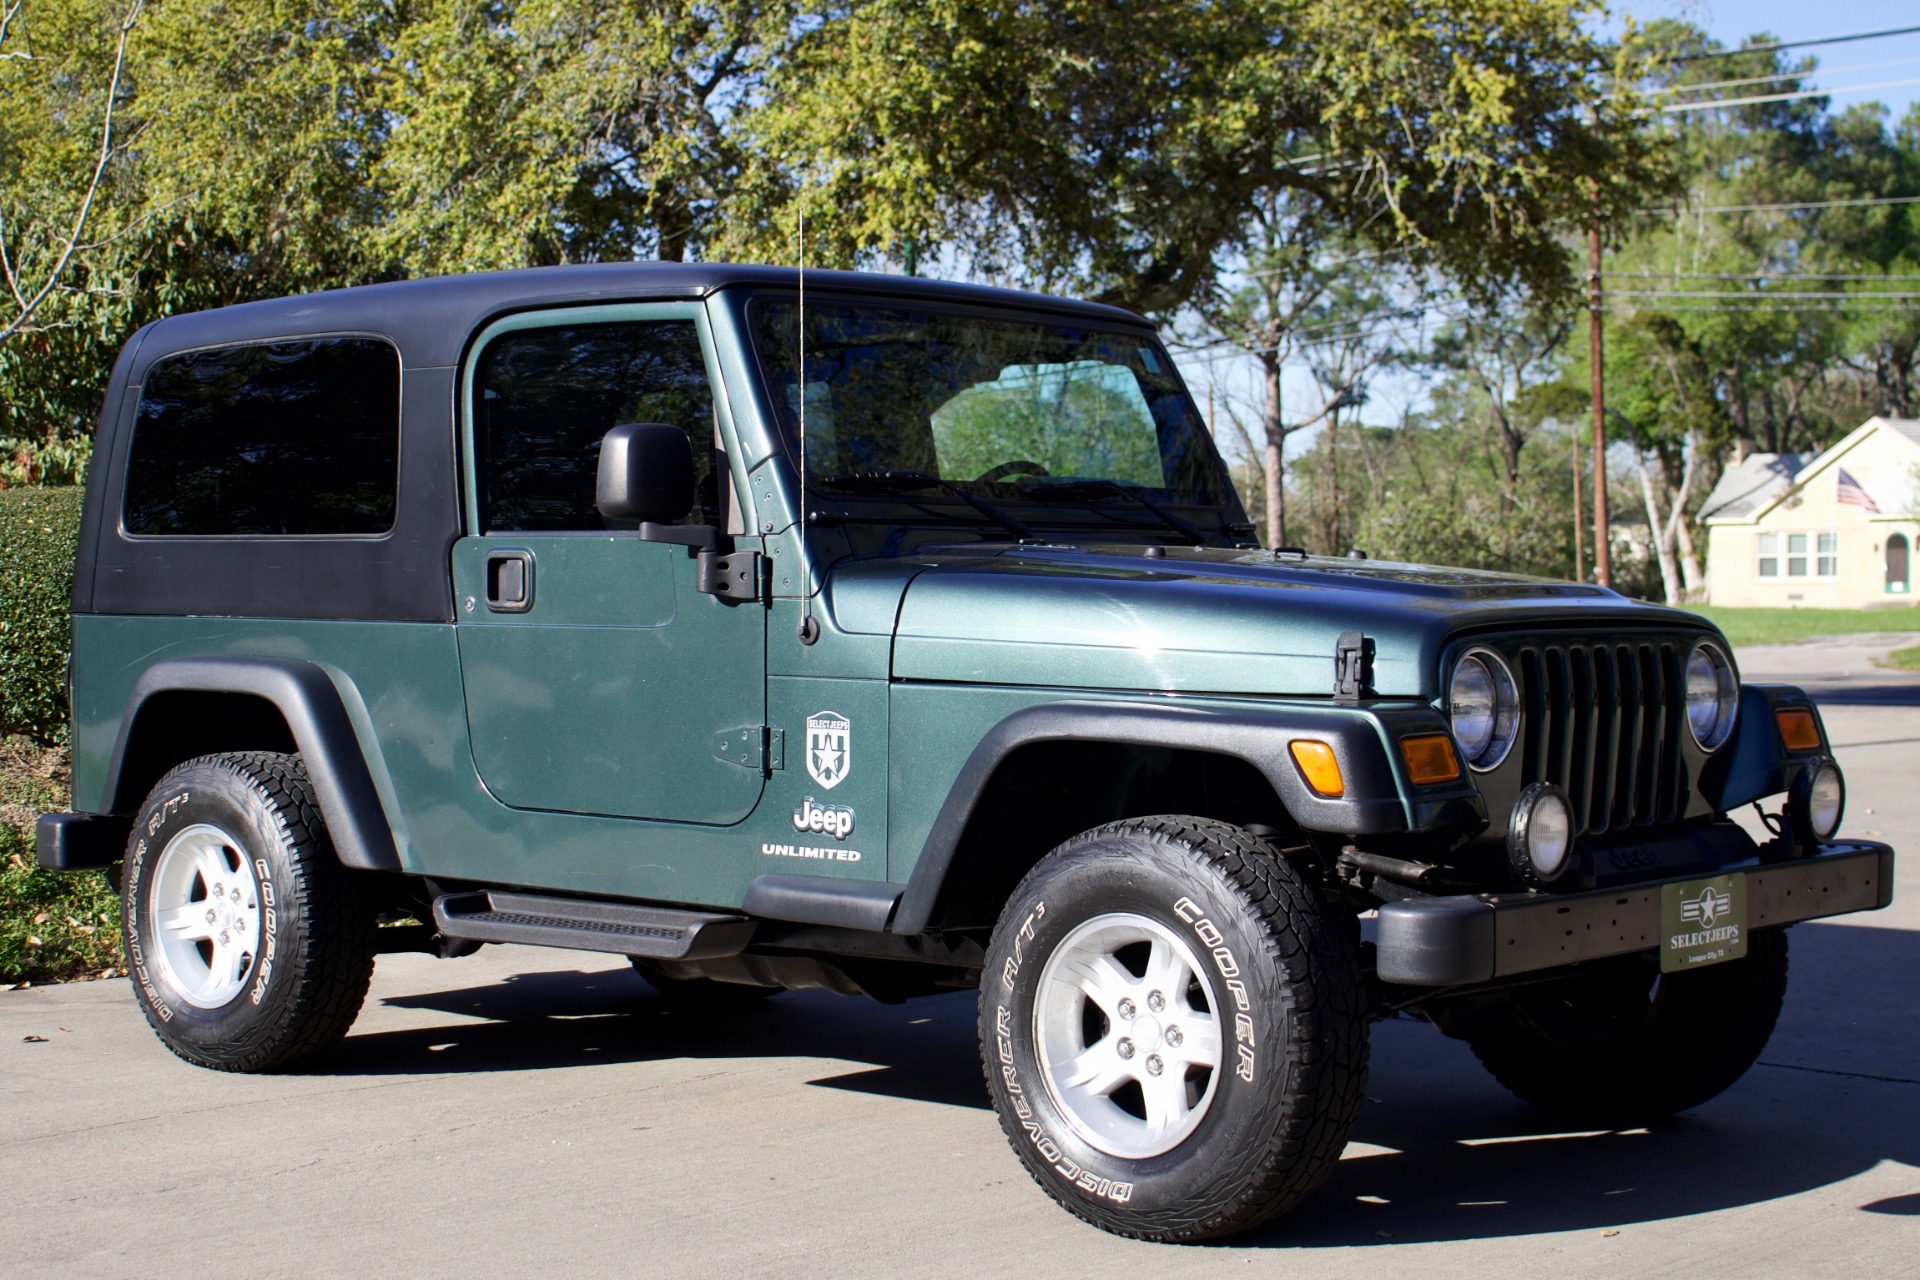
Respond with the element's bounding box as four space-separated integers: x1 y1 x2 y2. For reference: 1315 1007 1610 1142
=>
1837 468 1881 513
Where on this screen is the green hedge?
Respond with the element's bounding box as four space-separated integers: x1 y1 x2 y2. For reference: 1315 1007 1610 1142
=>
0 486 82 743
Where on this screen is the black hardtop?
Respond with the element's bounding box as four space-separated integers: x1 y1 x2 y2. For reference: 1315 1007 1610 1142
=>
131 262 1149 372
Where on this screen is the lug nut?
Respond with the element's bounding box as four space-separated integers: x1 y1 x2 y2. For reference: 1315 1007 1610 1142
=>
1116 1038 1135 1060
206 909 217 924
1165 1025 1184 1047
1146 1054 1164 1076
1117 998 1136 1019
1147 990 1166 1013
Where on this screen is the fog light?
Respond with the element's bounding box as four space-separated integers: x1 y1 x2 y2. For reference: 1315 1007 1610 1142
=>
1507 781 1575 887
1789 758 1844 846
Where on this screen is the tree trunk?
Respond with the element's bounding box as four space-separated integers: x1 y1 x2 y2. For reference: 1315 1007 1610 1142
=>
1262 355 1286 548
1633 455 1683 606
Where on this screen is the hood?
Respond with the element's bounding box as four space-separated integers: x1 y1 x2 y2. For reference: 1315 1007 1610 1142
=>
824 543 1706 699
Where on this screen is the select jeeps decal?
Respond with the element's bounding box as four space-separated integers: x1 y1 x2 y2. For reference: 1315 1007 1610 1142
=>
792 797 855 840
805 711 851 790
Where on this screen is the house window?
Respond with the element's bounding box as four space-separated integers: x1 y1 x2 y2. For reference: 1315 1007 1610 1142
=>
1817 533 1838 578
1756 532 1779 577
1787 533 1808 577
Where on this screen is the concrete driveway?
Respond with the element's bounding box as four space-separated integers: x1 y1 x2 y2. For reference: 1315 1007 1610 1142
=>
4 646 1917 1278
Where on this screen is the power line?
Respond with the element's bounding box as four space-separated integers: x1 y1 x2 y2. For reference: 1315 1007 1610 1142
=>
1635 194 1920 215
1650 76 1920 114
1611 290 1920 300
1668 24 1920 65
1603 301 1919 312
1665 55 1920 95
1603 270 1919 281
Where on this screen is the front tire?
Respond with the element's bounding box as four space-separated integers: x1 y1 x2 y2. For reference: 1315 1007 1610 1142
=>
980 817 1367 1242
121 753 377 1071
1466 928 1789 1124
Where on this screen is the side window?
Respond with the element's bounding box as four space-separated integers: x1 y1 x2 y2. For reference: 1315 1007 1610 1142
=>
475 321 716 532
124 337 401 536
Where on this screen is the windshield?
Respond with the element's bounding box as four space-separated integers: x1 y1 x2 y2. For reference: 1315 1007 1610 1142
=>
750 299 1235 509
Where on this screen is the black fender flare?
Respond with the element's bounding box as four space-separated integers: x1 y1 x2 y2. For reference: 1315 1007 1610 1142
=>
889 698 1484 935
102 656 401 872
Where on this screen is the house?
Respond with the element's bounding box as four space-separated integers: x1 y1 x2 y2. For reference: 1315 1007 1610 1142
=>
1702 417 1920 608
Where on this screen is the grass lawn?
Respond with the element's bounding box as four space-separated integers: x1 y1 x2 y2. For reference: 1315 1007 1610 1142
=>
1880 644 1920 671
1683 606 1920 648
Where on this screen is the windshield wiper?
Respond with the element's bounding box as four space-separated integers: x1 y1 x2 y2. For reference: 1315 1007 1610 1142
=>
815 470 1034 539
1016 479 1212 546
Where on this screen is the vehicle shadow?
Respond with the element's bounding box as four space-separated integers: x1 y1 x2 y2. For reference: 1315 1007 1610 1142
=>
314 921 1917 1249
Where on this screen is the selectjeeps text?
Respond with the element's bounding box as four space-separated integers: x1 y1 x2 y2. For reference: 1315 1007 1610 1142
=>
39 264 1893 1241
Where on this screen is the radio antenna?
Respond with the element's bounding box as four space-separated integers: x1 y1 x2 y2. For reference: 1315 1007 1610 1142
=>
796 205 819 645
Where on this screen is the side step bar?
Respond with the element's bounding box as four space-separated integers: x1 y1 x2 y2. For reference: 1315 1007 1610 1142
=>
431 890 754 961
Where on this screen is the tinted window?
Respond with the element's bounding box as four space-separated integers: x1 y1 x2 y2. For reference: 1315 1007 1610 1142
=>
124 338 401 536
475 321 715 532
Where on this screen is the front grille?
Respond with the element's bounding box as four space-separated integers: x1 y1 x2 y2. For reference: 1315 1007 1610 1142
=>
1513 640 1689 836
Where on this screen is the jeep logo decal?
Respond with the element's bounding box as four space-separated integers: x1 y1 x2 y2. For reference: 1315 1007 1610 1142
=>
793 797 855 840
805 711 850 790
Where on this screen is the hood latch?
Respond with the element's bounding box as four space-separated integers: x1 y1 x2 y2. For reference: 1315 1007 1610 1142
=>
1334 631 1374 703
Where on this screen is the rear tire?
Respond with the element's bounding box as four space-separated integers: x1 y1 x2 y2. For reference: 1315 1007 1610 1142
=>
121 753 377 1071
1466 928 1789 1123
979 817 1367 1243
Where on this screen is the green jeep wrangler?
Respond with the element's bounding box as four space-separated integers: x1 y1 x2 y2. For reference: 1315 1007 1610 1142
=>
39 264 1894 1242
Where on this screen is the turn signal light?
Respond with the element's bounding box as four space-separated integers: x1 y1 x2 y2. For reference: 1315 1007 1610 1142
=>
1776 708 1821 752
1289 740 1345 798
1400 735 1461 786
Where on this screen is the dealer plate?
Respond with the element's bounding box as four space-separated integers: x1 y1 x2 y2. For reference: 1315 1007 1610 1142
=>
1660 873 1747 973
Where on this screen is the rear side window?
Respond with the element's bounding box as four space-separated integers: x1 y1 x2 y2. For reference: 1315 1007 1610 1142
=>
123 337 401 536
474 321 716 532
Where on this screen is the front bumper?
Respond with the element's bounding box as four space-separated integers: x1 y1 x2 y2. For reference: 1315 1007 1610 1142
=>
1374 839 1894 986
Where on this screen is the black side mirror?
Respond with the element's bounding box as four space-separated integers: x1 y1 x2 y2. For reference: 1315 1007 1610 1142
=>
596 423 694 523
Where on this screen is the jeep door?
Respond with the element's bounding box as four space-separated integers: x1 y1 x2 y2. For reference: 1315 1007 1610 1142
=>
452 303 766 823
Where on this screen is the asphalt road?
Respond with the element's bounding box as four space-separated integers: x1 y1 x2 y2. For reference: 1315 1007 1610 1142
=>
4 643 1917 1278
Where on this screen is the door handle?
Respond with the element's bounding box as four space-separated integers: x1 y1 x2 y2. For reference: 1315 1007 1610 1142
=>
485 549 535 612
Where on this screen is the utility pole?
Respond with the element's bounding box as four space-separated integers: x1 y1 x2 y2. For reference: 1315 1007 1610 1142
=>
1588 186 1612 589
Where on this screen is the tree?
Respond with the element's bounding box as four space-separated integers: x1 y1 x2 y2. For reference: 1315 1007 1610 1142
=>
730 0 1672 314
1198 199 1405 547
0 0 142 346
1427 299 1580 512
377 0 800 272
1600 315 1731 605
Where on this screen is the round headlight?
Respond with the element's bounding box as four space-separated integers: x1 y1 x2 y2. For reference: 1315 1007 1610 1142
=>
1508 781 1576 886
1449 648 1519 770
1684 641 1738 750
1790 758 1845 845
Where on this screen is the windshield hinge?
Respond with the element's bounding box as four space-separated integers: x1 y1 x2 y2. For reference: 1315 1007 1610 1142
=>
1334 631 1374 703
697 549 763 602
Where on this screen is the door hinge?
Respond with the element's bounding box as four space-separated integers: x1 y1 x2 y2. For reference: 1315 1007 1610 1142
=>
711 725 784 774
697 549 763 602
